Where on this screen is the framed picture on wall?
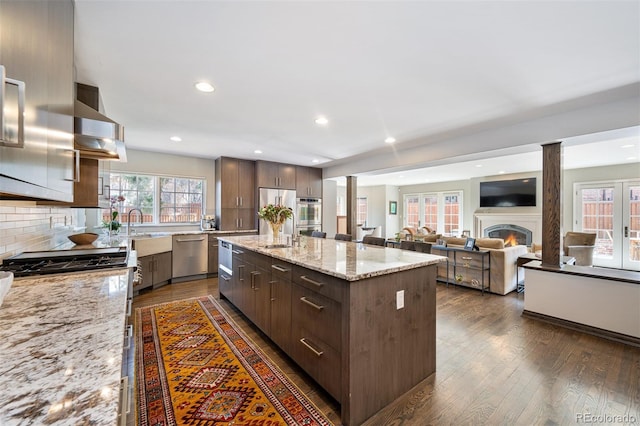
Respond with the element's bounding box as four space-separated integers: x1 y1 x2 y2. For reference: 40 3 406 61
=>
389 201 397 215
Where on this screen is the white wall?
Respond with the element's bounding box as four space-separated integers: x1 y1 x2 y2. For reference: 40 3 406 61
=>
525 267 640 338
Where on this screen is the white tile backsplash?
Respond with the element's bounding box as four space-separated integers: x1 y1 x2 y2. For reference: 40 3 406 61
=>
0 201 80 260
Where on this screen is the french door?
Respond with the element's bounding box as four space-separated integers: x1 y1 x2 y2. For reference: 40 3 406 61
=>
574 181 640 270
404 191 463 236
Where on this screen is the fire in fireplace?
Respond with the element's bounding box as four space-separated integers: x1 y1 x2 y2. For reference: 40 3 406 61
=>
484 224 532 246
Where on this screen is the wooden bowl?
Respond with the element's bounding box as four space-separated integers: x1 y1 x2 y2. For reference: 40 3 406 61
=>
68 233 99 245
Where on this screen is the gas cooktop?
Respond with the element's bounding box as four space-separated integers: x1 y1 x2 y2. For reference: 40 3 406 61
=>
0 247 129 277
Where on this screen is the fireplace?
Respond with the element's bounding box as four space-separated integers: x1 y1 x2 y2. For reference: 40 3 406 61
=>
474 212 541 247
484 224 532 246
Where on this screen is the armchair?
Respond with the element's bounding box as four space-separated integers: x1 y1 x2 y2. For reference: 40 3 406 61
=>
563 232 597 266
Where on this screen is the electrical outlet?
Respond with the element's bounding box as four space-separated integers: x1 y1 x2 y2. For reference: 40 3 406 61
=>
396 290 405 310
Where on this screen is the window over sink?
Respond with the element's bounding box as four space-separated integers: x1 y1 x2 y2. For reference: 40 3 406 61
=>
102 173 205 225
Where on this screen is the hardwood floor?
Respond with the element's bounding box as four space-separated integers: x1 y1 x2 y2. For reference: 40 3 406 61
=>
129 279 640 426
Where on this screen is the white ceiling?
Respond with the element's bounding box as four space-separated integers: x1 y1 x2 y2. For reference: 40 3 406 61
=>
73 1 640 186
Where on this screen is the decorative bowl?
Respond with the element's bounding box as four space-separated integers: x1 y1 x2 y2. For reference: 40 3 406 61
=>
68 232 99 245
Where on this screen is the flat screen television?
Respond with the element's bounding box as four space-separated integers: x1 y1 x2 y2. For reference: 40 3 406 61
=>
480 178 537 207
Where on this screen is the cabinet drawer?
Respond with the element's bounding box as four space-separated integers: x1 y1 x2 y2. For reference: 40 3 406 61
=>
456 253 489 270
246 250 271 271
291 326 341 401
270 261 292 281
292 265 345 303
292 285 341 352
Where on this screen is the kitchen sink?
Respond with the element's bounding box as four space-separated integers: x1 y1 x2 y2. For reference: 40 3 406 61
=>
263 244 292 249
132 235 172 256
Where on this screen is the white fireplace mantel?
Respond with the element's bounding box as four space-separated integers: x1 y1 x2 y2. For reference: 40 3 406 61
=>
474 212 542 245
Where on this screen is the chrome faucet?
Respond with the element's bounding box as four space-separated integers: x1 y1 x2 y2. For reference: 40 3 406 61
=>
127 208 143 236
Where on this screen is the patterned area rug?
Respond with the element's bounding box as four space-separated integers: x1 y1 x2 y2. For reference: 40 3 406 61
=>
135 295 333 425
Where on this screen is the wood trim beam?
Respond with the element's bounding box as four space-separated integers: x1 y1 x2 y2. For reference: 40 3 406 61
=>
346 176 357 238
541 142 562 267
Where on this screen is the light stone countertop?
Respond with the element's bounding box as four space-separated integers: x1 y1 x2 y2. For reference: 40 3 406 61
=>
0 268 131 425
219 234 446 281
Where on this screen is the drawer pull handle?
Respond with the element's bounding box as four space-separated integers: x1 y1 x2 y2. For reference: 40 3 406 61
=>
232 249 243 255
271 264 290 272
300 275 324 288
300 296 324 311
221 275 231 281
176 237 205 242
461 256 473 261
300 338 324 357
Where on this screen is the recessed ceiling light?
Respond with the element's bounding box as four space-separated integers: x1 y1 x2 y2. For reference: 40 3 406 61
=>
621 144 635 148
385 137 396 144
475 164 483 168
314 116 329 126
498 170 505 174
195 81 215 93
627 156 637 160
311 159 319 163
254 150 263 154
170 136 182 142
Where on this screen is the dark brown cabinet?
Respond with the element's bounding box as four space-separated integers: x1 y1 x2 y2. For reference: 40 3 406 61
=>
135 251 172 292
0 0 75 201
295 166 323 198
215 157 256 230
256 161 296 189
269 261 292 353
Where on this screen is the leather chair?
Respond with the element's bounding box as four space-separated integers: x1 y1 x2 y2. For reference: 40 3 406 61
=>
311 231 327 238
362 235 386 246
400 240 416 251
334 233 352 241
563 232 597 266
414 241 432 254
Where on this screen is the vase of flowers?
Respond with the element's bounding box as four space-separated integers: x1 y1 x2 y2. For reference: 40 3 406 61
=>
103 195 125 235
258 204 293 241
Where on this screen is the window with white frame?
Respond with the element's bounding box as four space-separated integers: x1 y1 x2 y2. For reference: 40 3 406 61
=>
403 191 463 236
357 197 368 225
105 173 204 225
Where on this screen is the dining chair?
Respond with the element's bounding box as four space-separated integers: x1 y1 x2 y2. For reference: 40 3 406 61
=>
334 233 352 241
362 235 386 246
311 231 327 238
399 240 416 251
414 241 432 253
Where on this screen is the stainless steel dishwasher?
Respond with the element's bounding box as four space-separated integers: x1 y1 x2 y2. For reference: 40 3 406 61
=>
172 234 208 281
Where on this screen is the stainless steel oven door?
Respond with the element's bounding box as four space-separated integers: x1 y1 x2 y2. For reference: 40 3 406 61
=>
296 198 322 227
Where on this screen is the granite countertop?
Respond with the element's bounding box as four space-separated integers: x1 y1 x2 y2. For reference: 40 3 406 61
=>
0 268 131 425
219 235 446 281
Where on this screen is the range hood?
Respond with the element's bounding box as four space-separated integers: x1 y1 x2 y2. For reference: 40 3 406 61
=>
74 83 126 161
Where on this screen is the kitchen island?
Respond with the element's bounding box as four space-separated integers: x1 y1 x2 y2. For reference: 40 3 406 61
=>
217 235 446 426
0 267 133 425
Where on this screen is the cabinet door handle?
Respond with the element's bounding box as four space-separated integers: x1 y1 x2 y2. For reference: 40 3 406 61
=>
300 338 324 357
0 66 26 148
300 275 324 288
64 149 81 182
269 280 276 301
124 324 133 350
238 264 245 281
221 274 230 281
239 196 243 206
271 264 290 272
300 296 324 311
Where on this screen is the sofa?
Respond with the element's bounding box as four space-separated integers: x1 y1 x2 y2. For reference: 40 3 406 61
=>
431 237 528 295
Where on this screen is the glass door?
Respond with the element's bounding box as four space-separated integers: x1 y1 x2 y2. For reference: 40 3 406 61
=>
574 181 640 270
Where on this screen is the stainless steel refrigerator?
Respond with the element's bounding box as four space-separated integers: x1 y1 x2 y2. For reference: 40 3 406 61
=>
258 188 296 236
